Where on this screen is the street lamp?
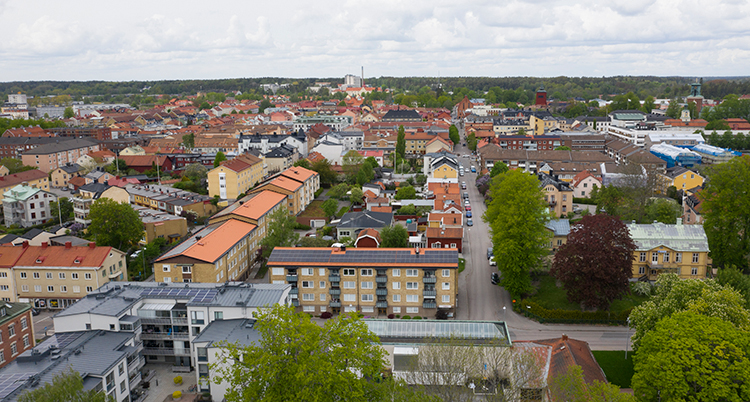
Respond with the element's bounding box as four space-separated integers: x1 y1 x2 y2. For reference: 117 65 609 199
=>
502 306 506 322
625 317 631 359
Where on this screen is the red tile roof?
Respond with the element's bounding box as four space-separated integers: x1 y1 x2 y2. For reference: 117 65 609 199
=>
12 244 116 268
280 166 318 183
530 335 607 385
425 227 463 239
0 170 48 190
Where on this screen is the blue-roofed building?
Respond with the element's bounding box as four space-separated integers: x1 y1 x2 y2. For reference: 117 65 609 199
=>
649 143 702 168
545 219 571 252
690 143 742 164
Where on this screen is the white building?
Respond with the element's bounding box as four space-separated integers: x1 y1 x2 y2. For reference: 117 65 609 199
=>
2 185 56 228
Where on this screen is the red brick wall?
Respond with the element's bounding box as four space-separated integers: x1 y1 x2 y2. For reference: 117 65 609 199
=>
0 309 34 369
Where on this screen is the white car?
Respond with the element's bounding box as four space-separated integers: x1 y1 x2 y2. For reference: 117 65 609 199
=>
489 256 496 266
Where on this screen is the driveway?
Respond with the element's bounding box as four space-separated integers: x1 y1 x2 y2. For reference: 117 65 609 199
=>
453 143 632 350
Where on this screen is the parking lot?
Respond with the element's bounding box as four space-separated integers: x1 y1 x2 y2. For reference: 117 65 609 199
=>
32 309 56 342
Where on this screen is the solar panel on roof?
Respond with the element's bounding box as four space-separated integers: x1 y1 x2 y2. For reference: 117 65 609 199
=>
0 373 32 399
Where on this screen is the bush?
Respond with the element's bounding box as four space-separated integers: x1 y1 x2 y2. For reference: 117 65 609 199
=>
573 197 597 205
435 310 449 320
396 314 401 318
320 311 332 319
412 316 422 320
314 188 324 198
631 281 653 297
387 314 395 319
514 299 631 324
294 223 312 230
401 315 411 319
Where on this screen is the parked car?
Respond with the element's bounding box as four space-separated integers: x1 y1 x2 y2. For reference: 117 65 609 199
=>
467 218 474 226
462 192 469 200
459 170 465 176
466 211 472 218
461 182 467 189
491 272 500 285
489 256 496 266
470 166 476 173
487 247 493 259
465 205 471 211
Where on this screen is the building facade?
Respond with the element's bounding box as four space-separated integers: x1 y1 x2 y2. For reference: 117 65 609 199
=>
2 185 56 228
627 220 710 281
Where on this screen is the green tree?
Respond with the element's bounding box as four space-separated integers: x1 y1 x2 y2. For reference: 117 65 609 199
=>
467 132 477 151
342 150 364 179
394 185 416 200
327 183 350 199
0 157 37 174
551 214 637 310
365 156 379 168
629 274 750 351
258 99 274 113
104 158 128 175
49 197 74 224
293 159 311 169
644 198 681 224
702 156 750 269
356 164 374 186
632 311 750 402
717 266 750 309
349 186 364 204
449 124 460 145
212 304 387 402
550 365 636 402
396 125 406 158
128 238 167 280
641 96 656 113
311 158 337 186
484 170 550 297
260 207 300 259
214 151 227 168
322 198 338 217
665 98 681 118
63 106 75 119
380 225 409 248
181 133 195 149
19 368 111 402
183 163 208 181
88 198 143 251
489 162 508 178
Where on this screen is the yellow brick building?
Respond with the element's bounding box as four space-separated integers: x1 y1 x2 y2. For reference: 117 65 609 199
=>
207 153 265 200
249 166 319 215
627 221 710 280
657 166 704 194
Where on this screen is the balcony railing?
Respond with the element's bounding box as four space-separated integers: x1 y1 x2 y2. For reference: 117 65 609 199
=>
423 277 437 284
139 317 174 325
286 275 298 282
292 300 300 307
548 200 557 206
330 301 341 308
172 317 188 324
423 302 437 309
128 356 146 375
329 289 341 296
375 276 388 283
423 290 437 297
140 332 190 340
376 301 388 308
142 347 191 356
289 288 299 295
329 275 340 282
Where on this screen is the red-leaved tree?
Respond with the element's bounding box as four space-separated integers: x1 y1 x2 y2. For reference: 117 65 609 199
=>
550 214 636 310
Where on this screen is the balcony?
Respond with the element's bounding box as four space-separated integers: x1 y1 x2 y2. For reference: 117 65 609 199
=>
423 302 437 309
548 200 556 206
292 299 300 307
375 276 388 283
423 290 437 297
129 371 142 388
376 301 388 308
423 276 437 284
286 275 298 282
289 288 299 295
140 332 190 341
139 317 174 325
172 317 188 325
142 347 191 356
329 275 340 282
376 288 388 296
128 356 146 376
330 301 341 308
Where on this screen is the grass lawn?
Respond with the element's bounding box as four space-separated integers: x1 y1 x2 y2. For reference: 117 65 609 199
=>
592 351 634 388
299 200 326 218
529 275 649 313
459 258 466 273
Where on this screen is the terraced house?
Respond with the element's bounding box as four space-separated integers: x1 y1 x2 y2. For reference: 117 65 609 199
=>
628 220 710 281
267 247 459 318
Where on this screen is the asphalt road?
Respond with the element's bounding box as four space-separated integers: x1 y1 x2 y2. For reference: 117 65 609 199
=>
453 143 632 350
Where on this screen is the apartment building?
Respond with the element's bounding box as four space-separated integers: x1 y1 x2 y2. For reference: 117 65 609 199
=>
0 242 126 309
0 170 50 202
72 182 110 225
20 138 101 173
50 163 85 188
0 303 34 369
628 220 710 281
2 185 56 228
155 219 259 283
539 173 574 218
249 166 319 215
657 166 704 195
267 247 460 318
127 184 216 217
133 205 188 245
207 153 265 200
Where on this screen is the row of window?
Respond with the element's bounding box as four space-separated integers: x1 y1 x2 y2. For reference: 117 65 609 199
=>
301 305 422 314
282 268 451 278
638 266 700 275
20 285 93 293
307 293 452 304
19 272 94 280
638 251 700 263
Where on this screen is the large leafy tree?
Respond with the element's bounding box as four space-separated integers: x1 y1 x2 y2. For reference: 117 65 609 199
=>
489 162 508 178
213 151 227 168
549 365 635 402
88 198 143 251
0 157 37 174
212 304 388 402
260 207 300 259
484 170 550 297
380 225 409 248
394 185 416 200
701 155 750 269
19 368 110 402
343 150 364 179
310 158 337 185
49 197 74 224
321 198 338 217
632 311 750 402
551 214 636 310
448 124 460 145
717 266 750 309
629 274 750 351
396 125 406 158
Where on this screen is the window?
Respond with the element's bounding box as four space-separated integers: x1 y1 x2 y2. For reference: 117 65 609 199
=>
343 281 356 289
651 252 658 263
0 286 6 291
361 269 373 276
192 326 201 336
442 269 450 277
73 286 80 293
214 311 223 320
406 269 418 277
442 282 450 290
392 282 401 290
8 324 14 337
361 282 373 289
72 273 78 280
118 362 125 375
362 294 374 302
302 293 314 301
343 294 356 302
33 272 39 279
20 272 26 279
303 305 315 312
639 252 646 262
662 252 670 262
392 269 400 277
86 286 93 292
406 307 419 314
676 253 682 262
406 295 419 303
392 307 401 314
406 282 418 290
392 294 401 302
47 286 54 292
85 273 92 280
10 342 17 356
46 273 53 279
34 285 41 292
120 381 126 394
301 268 314 276
272 268 284 276
61 286 67 293
162 264 171 272
21 285 28 292
639 266 645 274
0 351 4 363
692 267 698 275
191 311 205 325
320 293 326 301
197 347 208 362
59 273 65 279
343 269 355 276
442 295 450 303
693 253 699 263
182 266 191 273
301 281 314 288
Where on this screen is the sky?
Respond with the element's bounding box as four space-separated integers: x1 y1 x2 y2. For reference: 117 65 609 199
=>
1 0 749 82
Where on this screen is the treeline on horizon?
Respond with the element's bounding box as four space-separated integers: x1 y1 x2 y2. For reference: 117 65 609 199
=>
2 76 750 106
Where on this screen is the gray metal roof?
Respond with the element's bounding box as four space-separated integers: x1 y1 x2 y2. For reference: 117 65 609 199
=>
627 222 709 252
338 211 393 229
545 219 571 236
193 319 261 348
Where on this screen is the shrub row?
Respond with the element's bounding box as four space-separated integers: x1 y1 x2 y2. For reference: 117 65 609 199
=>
573 197 597 205
514 299 630 325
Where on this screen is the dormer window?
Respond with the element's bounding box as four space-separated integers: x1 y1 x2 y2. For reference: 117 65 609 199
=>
74 259 81 264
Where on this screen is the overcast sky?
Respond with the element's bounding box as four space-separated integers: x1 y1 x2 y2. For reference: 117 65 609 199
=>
1 0 749 82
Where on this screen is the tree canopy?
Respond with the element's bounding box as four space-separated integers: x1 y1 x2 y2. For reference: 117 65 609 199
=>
214 151 227 168
483 170 550 297
380 225 409 248
260 207 300 259
212 304 388 402
0 157 37 174
19 368 109 402
701 155 750 269
321 198 338 217
394 185 416 200
310 158 337 186
396 126 406 158
550 365 635 402
49 197 74 224
489 162 508 178
88 198 143 251
448 125 460 145
632 311 750 402
551 214 637 310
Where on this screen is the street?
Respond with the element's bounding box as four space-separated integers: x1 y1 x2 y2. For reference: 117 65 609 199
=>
452 142 632 350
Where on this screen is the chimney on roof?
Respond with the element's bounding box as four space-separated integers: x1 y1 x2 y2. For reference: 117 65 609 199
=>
65 242 72 249
41 242 48 249
88 242 96 249
562 334 568 341
22 241 29 248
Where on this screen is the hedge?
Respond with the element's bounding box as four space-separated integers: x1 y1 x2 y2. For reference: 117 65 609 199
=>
513 299 630 325
573 197 597 205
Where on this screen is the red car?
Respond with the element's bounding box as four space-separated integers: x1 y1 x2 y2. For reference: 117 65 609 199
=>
465 205 471 211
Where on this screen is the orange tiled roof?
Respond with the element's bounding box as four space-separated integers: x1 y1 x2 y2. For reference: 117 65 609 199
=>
427 213 463 224
530 336 607 385
280 166 317 183
269 176 303 192
0 170 48 189
0 245 27 264
227 190 287 221
161 220 256 263
370 206 392 213
425 227 463 239
13 244 114 268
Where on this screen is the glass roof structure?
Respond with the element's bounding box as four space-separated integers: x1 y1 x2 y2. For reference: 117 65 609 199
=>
365 320 511 346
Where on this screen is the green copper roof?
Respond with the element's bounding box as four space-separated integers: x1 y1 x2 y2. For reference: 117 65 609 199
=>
2 185 41 202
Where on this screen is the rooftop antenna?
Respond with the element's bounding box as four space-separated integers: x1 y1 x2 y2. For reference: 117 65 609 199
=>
361 66 364 87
